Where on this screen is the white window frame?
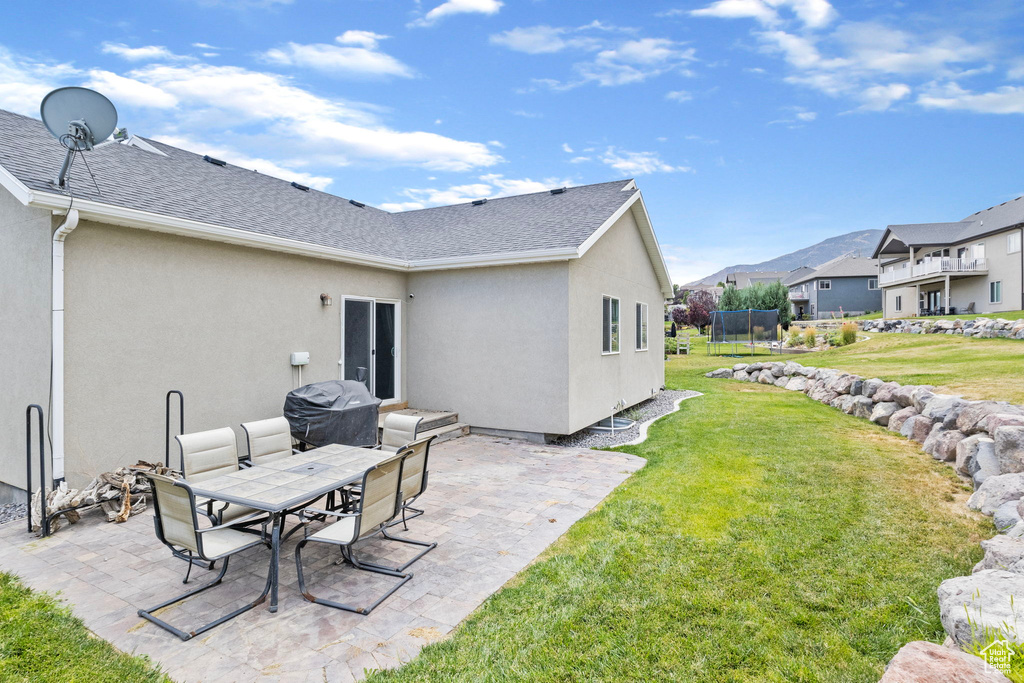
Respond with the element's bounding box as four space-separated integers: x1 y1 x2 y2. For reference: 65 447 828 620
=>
635 302 649 352
990 280 1003 304
819 280 831 290
974 242 986 259
868 278 878 290
895 295 902 311
602 295 620 355
339 296 403 406
1009 232 1022 255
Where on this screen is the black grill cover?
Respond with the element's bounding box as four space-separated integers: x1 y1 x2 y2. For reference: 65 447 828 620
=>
283 380 381 448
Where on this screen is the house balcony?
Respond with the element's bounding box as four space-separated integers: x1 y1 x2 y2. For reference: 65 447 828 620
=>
788 290 809 301
879 258 988 286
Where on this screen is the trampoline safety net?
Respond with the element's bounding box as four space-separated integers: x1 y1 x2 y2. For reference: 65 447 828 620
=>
708 309 780 355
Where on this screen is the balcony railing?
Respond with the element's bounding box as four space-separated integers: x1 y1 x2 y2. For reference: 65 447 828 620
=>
878 257 988 286
789 289 809 300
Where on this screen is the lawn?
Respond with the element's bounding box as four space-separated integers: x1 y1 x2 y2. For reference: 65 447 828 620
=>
0 572 168 682
371 348 990 682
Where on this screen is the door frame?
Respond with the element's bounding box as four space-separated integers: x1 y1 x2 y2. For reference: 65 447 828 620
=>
339 295 402 406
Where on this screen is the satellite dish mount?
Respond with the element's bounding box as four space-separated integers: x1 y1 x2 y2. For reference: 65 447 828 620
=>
39 87 118 188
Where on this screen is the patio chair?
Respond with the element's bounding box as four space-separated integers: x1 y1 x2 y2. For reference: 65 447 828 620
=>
137 473 272 641
379 413 422 453
176 428 260 525
241 417 298 466
966 302 976 314
293 452 412 615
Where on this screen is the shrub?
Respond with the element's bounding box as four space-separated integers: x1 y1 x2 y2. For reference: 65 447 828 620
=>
840 322 857 346
786 327 802 347
803 327 817 348
685 290 719 334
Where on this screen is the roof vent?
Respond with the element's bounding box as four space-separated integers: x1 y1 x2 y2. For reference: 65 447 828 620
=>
349 199 365 208
203 155 227 167
550 187 567 195
291 181 310 192
472 198 487 206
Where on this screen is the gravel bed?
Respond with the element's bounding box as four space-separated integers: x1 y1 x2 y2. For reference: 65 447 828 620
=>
0 502 27 525
554 389 699 449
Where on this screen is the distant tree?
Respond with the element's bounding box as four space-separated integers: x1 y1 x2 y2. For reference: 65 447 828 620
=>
678 289 690 305
718 285 742 311
716 281 726 288
740 282 768 311
764 281 793 330
685 290 718 333
670 306 687 327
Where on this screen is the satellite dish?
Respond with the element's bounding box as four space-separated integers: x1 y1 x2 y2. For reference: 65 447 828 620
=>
39 87 118 188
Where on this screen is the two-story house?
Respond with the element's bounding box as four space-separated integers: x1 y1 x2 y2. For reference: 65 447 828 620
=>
786 256 881 320
872 198 1024 318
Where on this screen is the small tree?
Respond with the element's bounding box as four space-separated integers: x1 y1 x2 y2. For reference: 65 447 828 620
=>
719 284 742 312
740 282 767 311
685 289 718 334
671 306 687 327
764 280 793 330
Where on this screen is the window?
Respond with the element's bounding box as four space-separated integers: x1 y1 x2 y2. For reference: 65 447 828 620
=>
991 281 1003 304
895 295 902 311
868 278 878 290
974 243 986 259
1009 232 1022 254
819 280 831 290
957 247 968 259
602 296 620 354
635 303 649 351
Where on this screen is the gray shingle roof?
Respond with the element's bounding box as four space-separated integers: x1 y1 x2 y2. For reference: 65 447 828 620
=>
786 256 878 285
726 271 789 288
0 108 638 264
875 195 1024 257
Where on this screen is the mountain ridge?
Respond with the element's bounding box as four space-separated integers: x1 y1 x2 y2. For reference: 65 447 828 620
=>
686 229 884 286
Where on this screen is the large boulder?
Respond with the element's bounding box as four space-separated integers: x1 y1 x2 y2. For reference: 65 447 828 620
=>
757 369 775 385
832 374 859 395
922 395 966 422
912 387 937 413
773 375 789 388
932 430 966 463
862 378 884 399
733 370 750 381
795 365 817 378
958 435 996 477
974 535 1024 574
893 385 918 408
968 473 1024 515
993 500 1024 537
706 368 734 379
782 361 802 376
732 363 748 372
747 362 764 373
873 382 900 403
943 401 971 430
938 570 1024 647
878 640 1011 683
995 427 1024 474
871 402 901 426
983 414 1024 435
785 376 808 392
851 396 875 420
849 378 865 396
770 362 786 377
902 414 937 443
958 402 1024 435
888 407 919 433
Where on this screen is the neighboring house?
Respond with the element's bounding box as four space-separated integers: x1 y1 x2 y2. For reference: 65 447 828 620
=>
873 198 1024 318
0 108 671 502
725 271 790 289
785 256 881 320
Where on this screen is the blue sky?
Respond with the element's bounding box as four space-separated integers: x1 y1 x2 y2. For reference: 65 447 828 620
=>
2 0 1024 284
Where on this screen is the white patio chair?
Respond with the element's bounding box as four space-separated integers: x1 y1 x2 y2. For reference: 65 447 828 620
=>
379 413 422 453
176 428 260 525
137 473 272 641
376 435 438 571
293 451 412 614
241 416 298 466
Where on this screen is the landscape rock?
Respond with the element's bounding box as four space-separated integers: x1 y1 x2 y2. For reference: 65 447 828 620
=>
797 366 817 378
959 402 1024 435
888 407 919 433
870 402 901 426
783 361 802 376
968 473 1024 516
922 395 966 422
873 382 900 403
943 401 971 430
938 570 1024 647
993 500 1024 536
862 378 884 399
912 387 937 413
983 414 1024 435
732 363 748 372
707 368 734 379
784 376 808 392
733 370 750 381
770 362 786 377
994 426 1024 474
832 374 858 395
747 362 764 372
931 430 966 463
851 396 875 420
974 535 1024 574
902 414 937 443
958 435 996 477
849 378 865 396
922 424 947 457
878 640 1011 683
893 385 918 408
757 369 775 385
773 376 789 388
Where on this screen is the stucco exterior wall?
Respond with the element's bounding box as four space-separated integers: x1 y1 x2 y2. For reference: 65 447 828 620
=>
0 190 53 501
405 263 570 435
947 228 1024 314
567 207 665 434
883 285 917 318
62 221 407 486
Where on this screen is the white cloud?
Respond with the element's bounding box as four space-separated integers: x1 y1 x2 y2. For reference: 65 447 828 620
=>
832 22 989 76
410 0 503 28
100 42 191 62
379 173 571 211
561 142 573 153
917 83 1024 114
795 110 817 120
576 39 697 87
0 47 71 116
84 70 179 108
690 0 836 29
666 89 693 102
489 25 601 54
262 34 414 79
600 147 691 175
858 83 910 111
569 156 591 163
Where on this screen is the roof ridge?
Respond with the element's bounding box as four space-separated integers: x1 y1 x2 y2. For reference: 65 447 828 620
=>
390 178 635 216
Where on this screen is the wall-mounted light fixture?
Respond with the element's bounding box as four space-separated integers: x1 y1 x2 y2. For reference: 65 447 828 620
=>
320 293 333 307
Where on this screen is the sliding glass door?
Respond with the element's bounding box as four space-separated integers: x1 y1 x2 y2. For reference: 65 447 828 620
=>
341 297 399 402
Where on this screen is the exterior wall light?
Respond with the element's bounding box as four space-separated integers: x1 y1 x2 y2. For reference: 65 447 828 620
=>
320 293 333 307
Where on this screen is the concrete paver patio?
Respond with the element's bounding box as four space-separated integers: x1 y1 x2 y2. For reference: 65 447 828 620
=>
0 436 644 682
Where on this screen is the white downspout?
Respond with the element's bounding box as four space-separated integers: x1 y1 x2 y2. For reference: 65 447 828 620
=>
51 208 79 483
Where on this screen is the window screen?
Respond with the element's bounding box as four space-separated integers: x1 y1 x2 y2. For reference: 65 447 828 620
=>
991 281 1002 304
635 302 648 351
603 296 620 353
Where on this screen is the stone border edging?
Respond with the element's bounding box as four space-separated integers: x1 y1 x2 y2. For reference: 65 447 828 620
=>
861 316 1024 339
620 392 703 447
705 359 1024 680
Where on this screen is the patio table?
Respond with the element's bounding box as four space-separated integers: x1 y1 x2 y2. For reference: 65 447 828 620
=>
186 443 387 612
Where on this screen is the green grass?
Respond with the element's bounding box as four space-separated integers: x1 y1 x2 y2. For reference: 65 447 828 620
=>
0 572 168 683
372 352 989 682
814 332 1024 403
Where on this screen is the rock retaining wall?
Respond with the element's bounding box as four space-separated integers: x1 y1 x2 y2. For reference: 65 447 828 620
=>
706 360 1024 680
861 316 1024 338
